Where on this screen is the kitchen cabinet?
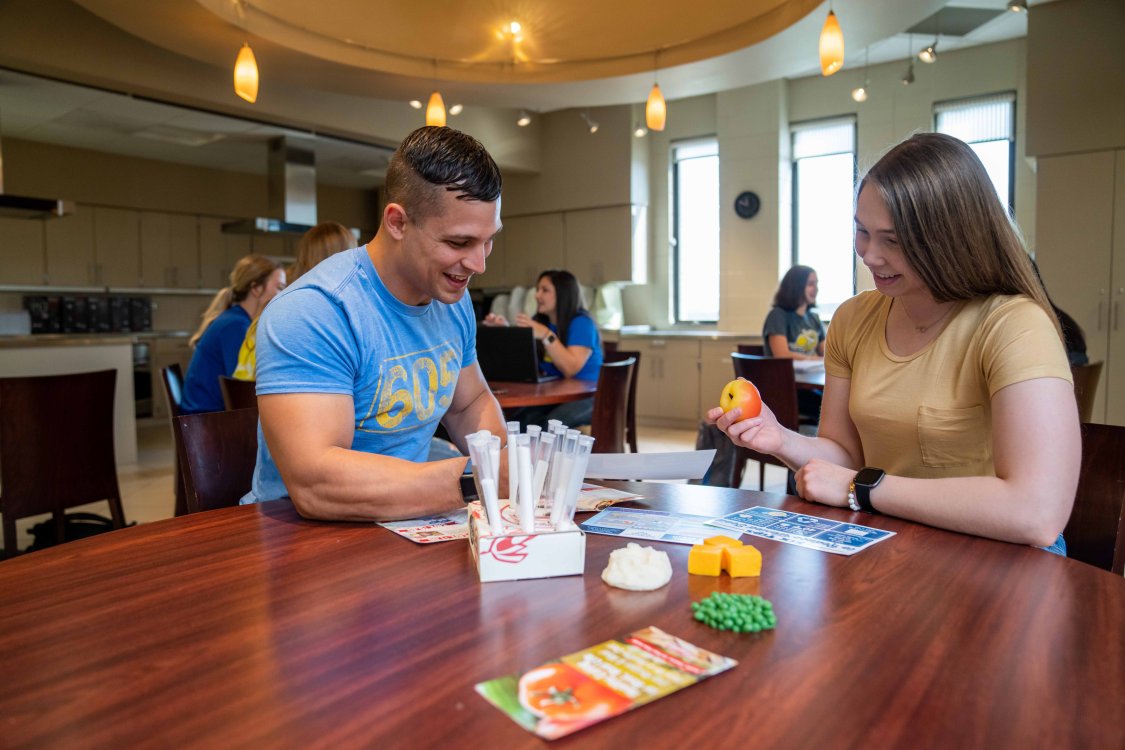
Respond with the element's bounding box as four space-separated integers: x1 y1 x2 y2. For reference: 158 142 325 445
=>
0 215 46 285
564 205 639 286
501 214 565 287
699 339 749 412
140 212 201 289
199 217 251 290
93 206 141 287
251 233 289 259
44 209 96 286
1037 149 1125 425
631 338 701 427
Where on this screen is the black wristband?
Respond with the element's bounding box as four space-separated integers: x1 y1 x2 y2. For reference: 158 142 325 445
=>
459 474 478 503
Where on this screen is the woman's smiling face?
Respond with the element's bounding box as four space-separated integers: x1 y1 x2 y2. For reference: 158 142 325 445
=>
854 183 928 300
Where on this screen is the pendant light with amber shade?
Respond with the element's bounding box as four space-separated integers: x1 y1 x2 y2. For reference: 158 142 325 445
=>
819 3 845 76
645 52 666 132
233 43 259 103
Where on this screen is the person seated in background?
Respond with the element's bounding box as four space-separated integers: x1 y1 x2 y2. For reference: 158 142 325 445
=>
711 133 1080 552
763 265 825 360
483 268 603 428
763 264 825 422
180 255 285 414
233 221 355 381
248 125 507 521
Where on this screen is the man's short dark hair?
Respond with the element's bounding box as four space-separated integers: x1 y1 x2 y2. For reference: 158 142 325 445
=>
384 126 502 220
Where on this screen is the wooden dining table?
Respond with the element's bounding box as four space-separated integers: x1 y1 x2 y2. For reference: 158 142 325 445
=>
1 483 1121 748
489 377 598 409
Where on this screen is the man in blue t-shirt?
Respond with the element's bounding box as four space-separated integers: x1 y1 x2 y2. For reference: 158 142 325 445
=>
249 126 506 521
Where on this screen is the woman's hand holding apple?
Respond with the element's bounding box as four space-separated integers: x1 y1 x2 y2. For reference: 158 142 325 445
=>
707 379 786 456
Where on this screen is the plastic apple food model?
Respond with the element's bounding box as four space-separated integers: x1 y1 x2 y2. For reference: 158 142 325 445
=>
719 379 762 418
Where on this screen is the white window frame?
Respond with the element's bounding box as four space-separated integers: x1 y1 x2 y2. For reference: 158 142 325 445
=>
670 137 720 324
934 91 1017 214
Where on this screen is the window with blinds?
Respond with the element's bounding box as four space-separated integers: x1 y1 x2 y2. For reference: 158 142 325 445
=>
791 117 856 317
935 92 1016 213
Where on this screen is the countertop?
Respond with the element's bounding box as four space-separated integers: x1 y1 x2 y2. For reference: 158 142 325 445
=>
0 331 189 348
607 327 762 342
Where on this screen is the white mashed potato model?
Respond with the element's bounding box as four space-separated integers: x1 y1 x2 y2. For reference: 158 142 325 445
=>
601 543 673 591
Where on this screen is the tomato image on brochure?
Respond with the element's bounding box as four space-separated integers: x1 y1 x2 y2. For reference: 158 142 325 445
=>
517 662 630 723
719 379 762 418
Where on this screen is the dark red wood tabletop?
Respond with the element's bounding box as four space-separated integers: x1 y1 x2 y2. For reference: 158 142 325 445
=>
1 482 1121 749
489 378 597 409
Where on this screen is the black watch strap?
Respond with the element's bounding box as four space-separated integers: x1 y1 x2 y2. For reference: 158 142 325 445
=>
459 473 478 503
853 467 885 513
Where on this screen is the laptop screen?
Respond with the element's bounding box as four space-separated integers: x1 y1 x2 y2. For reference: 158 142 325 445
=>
476 326 557 383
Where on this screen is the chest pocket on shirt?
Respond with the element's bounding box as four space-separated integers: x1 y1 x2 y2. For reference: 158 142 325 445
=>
917 404 990 468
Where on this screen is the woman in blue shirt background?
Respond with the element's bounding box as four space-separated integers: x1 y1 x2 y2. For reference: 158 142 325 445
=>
181 254 285 414
484 268 603 427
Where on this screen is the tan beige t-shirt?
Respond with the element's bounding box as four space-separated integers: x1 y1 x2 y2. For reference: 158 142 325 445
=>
824 291 1072 479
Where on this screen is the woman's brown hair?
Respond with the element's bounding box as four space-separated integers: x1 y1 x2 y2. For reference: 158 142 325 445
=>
288 221 355 283
189 254 281 348
860 132 1059 337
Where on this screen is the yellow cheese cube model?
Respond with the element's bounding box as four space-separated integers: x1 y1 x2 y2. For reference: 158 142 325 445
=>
688 544 724 576
725 545 762 578
688 537 762 577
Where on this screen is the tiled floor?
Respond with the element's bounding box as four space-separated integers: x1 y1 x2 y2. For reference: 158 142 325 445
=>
8 421 789 552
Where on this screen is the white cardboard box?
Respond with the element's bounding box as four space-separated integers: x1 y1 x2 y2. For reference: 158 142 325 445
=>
467 501 586 582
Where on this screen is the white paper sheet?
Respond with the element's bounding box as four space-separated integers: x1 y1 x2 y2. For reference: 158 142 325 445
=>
583 449 715 480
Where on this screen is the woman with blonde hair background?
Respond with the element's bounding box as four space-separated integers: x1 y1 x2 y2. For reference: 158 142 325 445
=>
711 132 1080 552
180 254 285 414
233 221 355 380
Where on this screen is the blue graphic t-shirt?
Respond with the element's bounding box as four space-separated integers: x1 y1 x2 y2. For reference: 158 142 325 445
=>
540 312 603 381
249 247 476 502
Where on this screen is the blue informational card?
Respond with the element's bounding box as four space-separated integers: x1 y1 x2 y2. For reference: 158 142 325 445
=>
708 506 894 556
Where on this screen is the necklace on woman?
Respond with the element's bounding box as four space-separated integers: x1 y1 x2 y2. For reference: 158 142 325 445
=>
900 300 956 333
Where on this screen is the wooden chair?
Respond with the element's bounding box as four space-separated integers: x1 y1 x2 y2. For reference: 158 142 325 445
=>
1064 422 1125 574
589 357 636 454
730 353 800 490
603 349 641 452
219 376 258 411
175 407 260 513
160 364 189 517
0 370 127 557
1070 361 1103 424
737 343 765 356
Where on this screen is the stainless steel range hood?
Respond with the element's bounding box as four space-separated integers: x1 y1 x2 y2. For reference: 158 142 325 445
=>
223 137 317 236
0 130 73 219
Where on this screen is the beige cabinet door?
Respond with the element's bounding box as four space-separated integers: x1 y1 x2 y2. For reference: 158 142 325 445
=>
169 214 201 289
629 340 663 420
199 218 251 289
502 214 565 287
1107 149 1125 426
659 339 701 422
139 212 171 288
93 206 141 287
251 233 287 259
564 206 633 285
0 216 46 285
44 208 96 286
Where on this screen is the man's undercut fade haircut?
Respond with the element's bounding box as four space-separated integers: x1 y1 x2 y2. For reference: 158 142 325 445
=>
385 126 503 221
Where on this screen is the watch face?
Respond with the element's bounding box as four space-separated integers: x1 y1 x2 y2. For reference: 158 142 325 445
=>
854 467 885 487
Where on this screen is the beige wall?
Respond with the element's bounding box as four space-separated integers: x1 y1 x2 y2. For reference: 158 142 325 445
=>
627 38 1032 331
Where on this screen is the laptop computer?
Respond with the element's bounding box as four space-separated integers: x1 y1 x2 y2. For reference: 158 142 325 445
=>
475 326 560 383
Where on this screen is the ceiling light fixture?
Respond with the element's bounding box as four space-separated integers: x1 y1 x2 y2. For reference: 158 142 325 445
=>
448 104 463 116
233 43 259 103
581 111 599 134
426 91 446 126
516 110 532 127
819 4 844 76
409 100 423 109
901 34 915 86
645 51 667 132
1007 0 1028 12
634 123 648 138
851 47 870 102
918 43 937 64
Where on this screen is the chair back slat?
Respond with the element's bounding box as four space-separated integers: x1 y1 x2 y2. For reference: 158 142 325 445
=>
1070 361 1103 424
175 407 260 514
603 349 641 453
589 358 635 454
737 343 765 356
1065 422 1125 574
219 376 258 411
0 370 126 556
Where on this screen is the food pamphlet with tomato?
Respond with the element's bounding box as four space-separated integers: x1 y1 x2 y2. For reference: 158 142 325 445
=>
475 626 736 740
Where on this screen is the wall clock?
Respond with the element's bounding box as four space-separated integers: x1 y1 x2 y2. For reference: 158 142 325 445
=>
734 191 761 219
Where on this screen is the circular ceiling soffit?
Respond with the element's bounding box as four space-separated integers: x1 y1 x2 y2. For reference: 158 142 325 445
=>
195 0 823 83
